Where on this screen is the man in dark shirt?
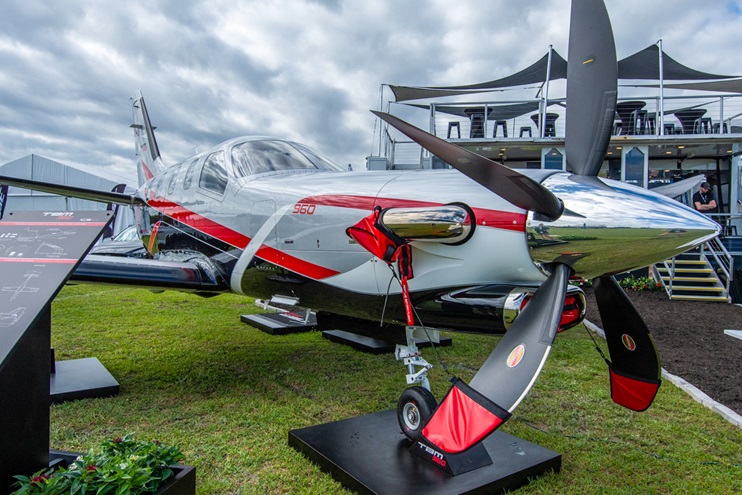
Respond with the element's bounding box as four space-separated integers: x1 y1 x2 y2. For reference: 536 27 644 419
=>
692 182 717 216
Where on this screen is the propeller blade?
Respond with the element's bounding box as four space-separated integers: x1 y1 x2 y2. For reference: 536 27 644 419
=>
565 0 618 177
418 263 571 455
593 276 661 411
372 111 563 221
470 262 571 406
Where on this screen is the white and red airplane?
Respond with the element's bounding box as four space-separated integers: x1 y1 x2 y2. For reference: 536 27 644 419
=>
0 0 719 463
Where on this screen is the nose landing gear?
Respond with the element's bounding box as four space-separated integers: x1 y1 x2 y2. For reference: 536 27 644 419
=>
395 326 440 440
397 386 437 441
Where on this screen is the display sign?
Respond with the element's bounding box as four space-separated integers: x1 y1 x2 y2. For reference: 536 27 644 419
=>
0 210 113 369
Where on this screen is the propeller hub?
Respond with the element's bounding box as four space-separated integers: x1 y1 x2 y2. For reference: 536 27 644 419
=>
526 173 720 279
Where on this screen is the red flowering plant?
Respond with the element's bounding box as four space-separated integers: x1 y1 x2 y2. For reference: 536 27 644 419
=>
11 434 183 495
619 275 662 292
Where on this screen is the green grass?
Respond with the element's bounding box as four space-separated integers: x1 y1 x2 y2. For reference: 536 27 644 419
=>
47 284 742 494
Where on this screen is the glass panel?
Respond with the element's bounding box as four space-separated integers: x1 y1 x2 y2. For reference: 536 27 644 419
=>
199 151 228 195
231 140 318 177
624 147 645 187
183 158 200 190
544 148 563 170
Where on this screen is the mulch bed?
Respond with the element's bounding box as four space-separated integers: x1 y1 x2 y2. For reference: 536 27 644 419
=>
583 288 742 416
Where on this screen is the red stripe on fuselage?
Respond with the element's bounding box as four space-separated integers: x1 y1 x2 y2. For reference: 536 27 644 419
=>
148 197 251 248
146 196 340 280
299 195 526 232
0 222 109 227
0 258 77 263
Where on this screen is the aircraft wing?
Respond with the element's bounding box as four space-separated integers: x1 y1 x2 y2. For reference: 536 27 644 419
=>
71 254 229 293
0 174 143 206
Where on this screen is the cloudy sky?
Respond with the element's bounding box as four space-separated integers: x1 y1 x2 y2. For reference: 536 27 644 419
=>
1 0 741 178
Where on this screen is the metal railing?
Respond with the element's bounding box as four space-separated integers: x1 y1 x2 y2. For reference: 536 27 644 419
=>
424 94 742 141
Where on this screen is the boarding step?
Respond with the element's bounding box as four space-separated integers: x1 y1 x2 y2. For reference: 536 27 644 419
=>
659 276 718 283
657 266 714 278
666 286 725 293
670 294 730 302
653 243 730 302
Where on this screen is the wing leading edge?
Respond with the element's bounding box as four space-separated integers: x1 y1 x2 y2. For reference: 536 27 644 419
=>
0 174 143 206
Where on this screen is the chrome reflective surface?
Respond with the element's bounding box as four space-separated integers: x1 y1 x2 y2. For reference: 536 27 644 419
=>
380 205 472 243
502 288 529 329
528 174 720 279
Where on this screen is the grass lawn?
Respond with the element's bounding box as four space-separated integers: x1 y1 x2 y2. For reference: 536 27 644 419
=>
46 284 741 494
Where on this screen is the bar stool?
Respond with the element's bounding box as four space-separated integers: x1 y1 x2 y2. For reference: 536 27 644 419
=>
712 122 729 134
646 115 656 135
447 121 461 139
469 113 485 138
493 120 508 138
630 109 648 134
519 126 532 137
663 123 676 135
694 117 712 134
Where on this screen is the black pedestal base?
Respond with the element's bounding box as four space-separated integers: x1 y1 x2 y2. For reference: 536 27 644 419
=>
240 312 316 335
289 410 560 495
50 358 120 404
322 330 452 354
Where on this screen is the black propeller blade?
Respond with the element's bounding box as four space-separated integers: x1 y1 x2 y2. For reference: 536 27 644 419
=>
593 276 661 411
372 111 564 221
469 263 571 405
565 0 617 177
418 263 572 454
563 2 660 411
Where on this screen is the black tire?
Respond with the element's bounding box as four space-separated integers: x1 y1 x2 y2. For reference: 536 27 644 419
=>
397 387 437 441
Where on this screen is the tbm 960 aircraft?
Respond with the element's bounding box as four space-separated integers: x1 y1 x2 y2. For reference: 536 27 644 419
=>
1 0 719 463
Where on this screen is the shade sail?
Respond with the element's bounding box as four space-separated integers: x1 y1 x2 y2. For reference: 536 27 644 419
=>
617 44 737 80
389 50 568 102
389 45 739 102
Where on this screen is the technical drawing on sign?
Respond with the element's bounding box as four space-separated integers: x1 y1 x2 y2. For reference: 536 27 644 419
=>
0 307 25 327
35 242 65 257
18 227 75 242
2 271 41 301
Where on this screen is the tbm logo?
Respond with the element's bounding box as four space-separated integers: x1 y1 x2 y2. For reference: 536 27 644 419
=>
418 442 447 467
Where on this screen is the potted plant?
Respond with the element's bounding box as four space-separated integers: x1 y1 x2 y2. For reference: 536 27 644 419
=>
11 434 195 495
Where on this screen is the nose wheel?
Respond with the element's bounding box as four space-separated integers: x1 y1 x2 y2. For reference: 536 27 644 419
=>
397 386 438 441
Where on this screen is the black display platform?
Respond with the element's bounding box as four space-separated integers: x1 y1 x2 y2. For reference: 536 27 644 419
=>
241 312 316 335
289 410 560 495
322 330 452 354
50 357 120 404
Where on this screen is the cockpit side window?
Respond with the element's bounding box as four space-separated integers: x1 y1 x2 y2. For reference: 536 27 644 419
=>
231 140 319 177
199 151 228 195
183 158 200 190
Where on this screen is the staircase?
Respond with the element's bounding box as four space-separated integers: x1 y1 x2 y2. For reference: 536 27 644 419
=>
653 237 733 302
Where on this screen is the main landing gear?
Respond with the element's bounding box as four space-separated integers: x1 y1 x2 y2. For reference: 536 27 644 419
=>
395 326 439 441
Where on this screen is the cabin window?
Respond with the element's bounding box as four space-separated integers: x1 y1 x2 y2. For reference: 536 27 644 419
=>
199 151 228 195
167 170 178 195
231 140 319 177
183 158 199 190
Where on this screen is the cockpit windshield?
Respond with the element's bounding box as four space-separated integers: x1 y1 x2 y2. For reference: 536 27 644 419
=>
231 140 343 177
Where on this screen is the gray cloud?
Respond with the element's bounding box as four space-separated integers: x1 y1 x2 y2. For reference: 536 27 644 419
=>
1 0 740 177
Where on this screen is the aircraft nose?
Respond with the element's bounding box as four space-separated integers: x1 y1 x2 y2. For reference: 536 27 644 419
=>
526 175 721 279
